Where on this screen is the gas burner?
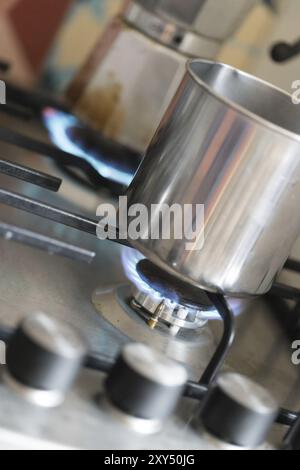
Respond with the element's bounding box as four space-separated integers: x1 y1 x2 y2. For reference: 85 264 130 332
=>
121 247 216 322
92 284 215 379
92 248 241 377
129 247 214 335
121 248 245 322
136 258 214 311
131 286 208 336
122 249 213 335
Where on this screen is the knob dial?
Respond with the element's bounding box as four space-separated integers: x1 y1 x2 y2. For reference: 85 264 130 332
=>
5 312 87 407
200 373 278 449
105 343 187 432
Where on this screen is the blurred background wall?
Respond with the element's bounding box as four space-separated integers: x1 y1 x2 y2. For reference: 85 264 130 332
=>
251 0 300 91
0 0 299 94
0 0 122 87
0 0 73 85
42 0 278 93
41 0 122 92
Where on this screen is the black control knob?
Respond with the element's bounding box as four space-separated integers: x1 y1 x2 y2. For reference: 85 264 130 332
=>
271 41 300 63
200 373 278 449
5 312 87 407
105 343 188 432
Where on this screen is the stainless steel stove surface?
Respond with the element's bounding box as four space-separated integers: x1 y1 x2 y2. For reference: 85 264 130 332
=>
0 111 298 450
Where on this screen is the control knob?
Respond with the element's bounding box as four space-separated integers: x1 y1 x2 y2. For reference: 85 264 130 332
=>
105 343 188 433
4 312 87 407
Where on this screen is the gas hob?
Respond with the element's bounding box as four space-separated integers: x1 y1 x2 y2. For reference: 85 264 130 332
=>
0 106 298 450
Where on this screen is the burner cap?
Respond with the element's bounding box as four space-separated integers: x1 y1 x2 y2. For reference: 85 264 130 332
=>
136 259 214 311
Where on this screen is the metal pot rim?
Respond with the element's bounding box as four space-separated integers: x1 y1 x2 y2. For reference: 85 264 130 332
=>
187 59 300 144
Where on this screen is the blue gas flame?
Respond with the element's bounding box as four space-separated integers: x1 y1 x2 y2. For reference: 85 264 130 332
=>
43 107 133 186
121 247 244 321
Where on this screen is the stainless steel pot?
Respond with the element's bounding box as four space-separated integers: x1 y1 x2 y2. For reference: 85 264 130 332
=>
126 59 300 297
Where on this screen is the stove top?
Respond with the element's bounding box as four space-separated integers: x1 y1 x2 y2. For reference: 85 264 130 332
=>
0 84 299 450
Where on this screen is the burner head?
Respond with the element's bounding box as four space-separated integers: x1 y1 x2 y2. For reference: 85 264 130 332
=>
132 259 215 334
132 287 208 334
121 248 244 324
136 259 214 311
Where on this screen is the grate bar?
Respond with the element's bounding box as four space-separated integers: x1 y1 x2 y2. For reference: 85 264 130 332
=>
0 127 103 186
0 158 62 192
0 188 131 247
